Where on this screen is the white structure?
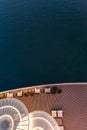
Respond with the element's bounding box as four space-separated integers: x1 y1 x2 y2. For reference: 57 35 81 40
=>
51 110 57 117
17 91 23 97
0 98 29 130
35 88 40 94
45 88 51 93
7 92 13 98
29 110 60 130
60 126 64 130
57 110 63 117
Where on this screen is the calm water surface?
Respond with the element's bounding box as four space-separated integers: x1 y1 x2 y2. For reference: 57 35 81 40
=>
0 0 87 91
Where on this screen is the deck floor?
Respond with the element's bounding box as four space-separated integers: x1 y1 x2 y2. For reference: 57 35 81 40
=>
0 83 87 130
14 84 87 130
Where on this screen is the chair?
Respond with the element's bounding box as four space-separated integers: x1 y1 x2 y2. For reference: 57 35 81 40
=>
0 93 5 99
45 88 51 93
57 110 63 117
60 126 64 130
35 88 40 94
7 92 13 98
17 91 23 97
51 110 57 117
56 118 62 126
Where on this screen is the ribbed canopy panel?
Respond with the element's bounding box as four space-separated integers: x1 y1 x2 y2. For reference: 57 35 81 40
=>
0 98 29 130
29 110 60 130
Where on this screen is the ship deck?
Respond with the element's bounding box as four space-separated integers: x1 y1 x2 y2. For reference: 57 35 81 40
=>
0 83 87 130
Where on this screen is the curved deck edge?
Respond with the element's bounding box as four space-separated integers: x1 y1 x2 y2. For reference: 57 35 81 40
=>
0 82 87 94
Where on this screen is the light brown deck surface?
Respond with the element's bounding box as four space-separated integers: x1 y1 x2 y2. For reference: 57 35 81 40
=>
0 83 87 130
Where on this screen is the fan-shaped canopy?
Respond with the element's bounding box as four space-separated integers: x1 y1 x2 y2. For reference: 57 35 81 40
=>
29 110 60 130
0 98 29 130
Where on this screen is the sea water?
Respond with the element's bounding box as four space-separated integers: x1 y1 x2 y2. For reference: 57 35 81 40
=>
0 0 87 91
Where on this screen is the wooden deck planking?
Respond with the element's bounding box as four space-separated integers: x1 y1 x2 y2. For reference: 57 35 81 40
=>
0 83 87 130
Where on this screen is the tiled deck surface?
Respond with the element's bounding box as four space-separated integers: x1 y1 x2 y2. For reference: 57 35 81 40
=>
0 83 87 130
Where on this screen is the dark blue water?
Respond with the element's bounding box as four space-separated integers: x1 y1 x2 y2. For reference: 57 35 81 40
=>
0 0 87 91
